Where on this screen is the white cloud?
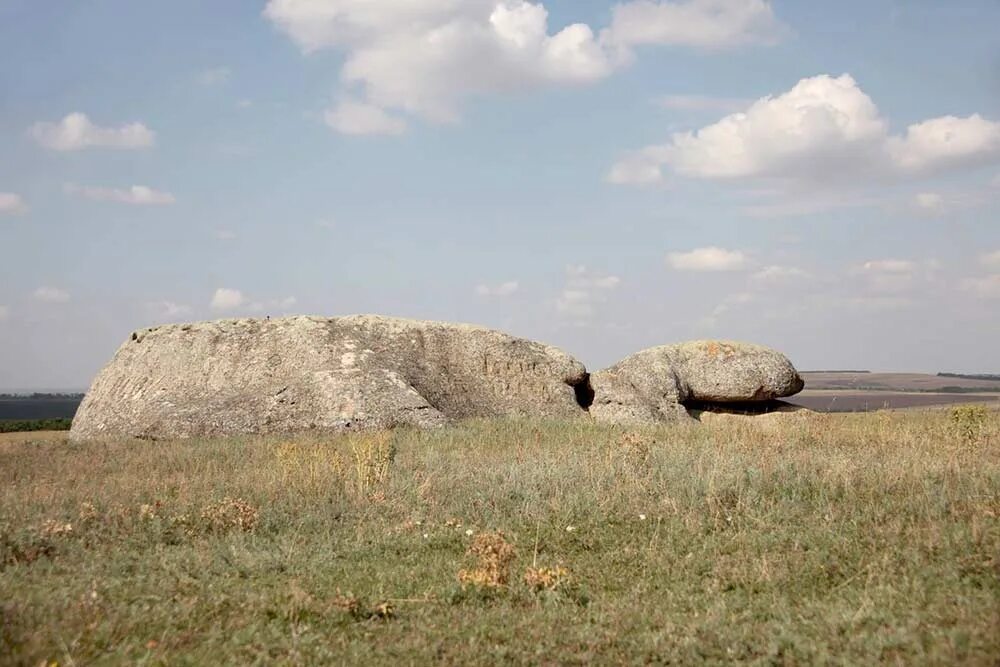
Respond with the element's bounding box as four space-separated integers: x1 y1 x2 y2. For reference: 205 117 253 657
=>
605 148 667 185
860 259 917 274
211 288 297 314
700 291 754 328
146 301 192 321
0 305 8 321
981 250 1000 270
267 0 613 127
197 66 232 86
657 94 752 113
961 274 1000 299
605 0 784 50
667 246 747 271
65 184 175 206
555 264 620 323
324 99 407 136
265 0 782 132
751 265 808 283
247 296 298 313
33 287 70 303
211 288 246 312
476 281 520 297
31 113 155 151
0 192 28 215
852 258 942 296
913 192 945 214
888 114 1000 173
610 74 1000 189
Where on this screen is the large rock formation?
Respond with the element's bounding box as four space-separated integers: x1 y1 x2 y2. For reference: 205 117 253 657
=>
70 315 589 441
590 341 804 425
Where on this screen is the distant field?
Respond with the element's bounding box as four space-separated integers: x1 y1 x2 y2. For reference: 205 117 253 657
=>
802 371 1000 392
789 390 1000 413
2 414 998 664
0 398 82 421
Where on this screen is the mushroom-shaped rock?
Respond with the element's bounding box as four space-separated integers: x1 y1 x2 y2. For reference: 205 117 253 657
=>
70 315 589 441
666 340 805 403
590 340 804 424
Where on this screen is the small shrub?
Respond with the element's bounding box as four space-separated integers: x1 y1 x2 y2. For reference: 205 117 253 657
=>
0 524 57 568
458 531 517 589
524 565 570 592
348 431 396 499
949 405 990 443
332 591 396 622
200 497 259 533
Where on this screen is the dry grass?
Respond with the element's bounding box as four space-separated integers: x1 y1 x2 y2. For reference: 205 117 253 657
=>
1 409 998 664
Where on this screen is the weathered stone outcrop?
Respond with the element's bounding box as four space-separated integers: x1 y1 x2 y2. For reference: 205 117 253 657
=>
590 340 804 425
70 315 589 441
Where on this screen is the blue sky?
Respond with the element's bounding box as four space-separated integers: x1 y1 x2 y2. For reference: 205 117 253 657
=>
1 0 998 390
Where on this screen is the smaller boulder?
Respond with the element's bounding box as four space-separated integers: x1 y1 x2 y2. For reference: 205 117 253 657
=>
666 340 804 403
590 340 804 425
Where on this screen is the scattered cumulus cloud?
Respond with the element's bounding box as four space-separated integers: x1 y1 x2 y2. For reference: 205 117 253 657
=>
33 287 70 303
211 288 297 314
146 301 193 321
860 259 917 274
700 291 755 328
961 274 1000 299
476 281 520 297
65 184 175 205
197 66 232 86
656 94 752 113
981 250 1000 270
325 99 407 136
609 74 1000 188
30 113 155 151
0 192 28 215
265 0 783 133
604 0 784 51
211 288 246 312
913 192 945 215
555 264 620 323
751 265 808 283
852 258 941 296
887 114 1000 173
667 246 748 271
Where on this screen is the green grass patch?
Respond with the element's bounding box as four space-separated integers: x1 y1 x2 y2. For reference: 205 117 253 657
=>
0 418 72 433
1 411 998 664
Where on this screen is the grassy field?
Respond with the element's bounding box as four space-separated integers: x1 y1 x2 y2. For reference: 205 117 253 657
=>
2 408 999 665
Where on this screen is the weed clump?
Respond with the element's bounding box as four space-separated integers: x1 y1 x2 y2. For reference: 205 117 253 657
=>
200 497 258 533
950 404 991 443
524 564 570 592
458 531 517 589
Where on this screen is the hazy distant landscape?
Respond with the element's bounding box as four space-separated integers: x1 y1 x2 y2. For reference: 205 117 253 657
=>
788 371 1000 412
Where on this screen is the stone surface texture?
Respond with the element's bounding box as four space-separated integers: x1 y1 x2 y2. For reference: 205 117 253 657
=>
70 315 588 441
590 340 804 424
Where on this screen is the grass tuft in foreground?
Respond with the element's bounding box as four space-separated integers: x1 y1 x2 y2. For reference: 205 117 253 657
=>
1 408 998 664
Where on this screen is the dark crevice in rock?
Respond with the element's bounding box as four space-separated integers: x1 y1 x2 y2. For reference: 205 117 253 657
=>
572 373 595 411
685 399 800 420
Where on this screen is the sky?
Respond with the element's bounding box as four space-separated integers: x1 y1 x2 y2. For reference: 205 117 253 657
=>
0 0 998 390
